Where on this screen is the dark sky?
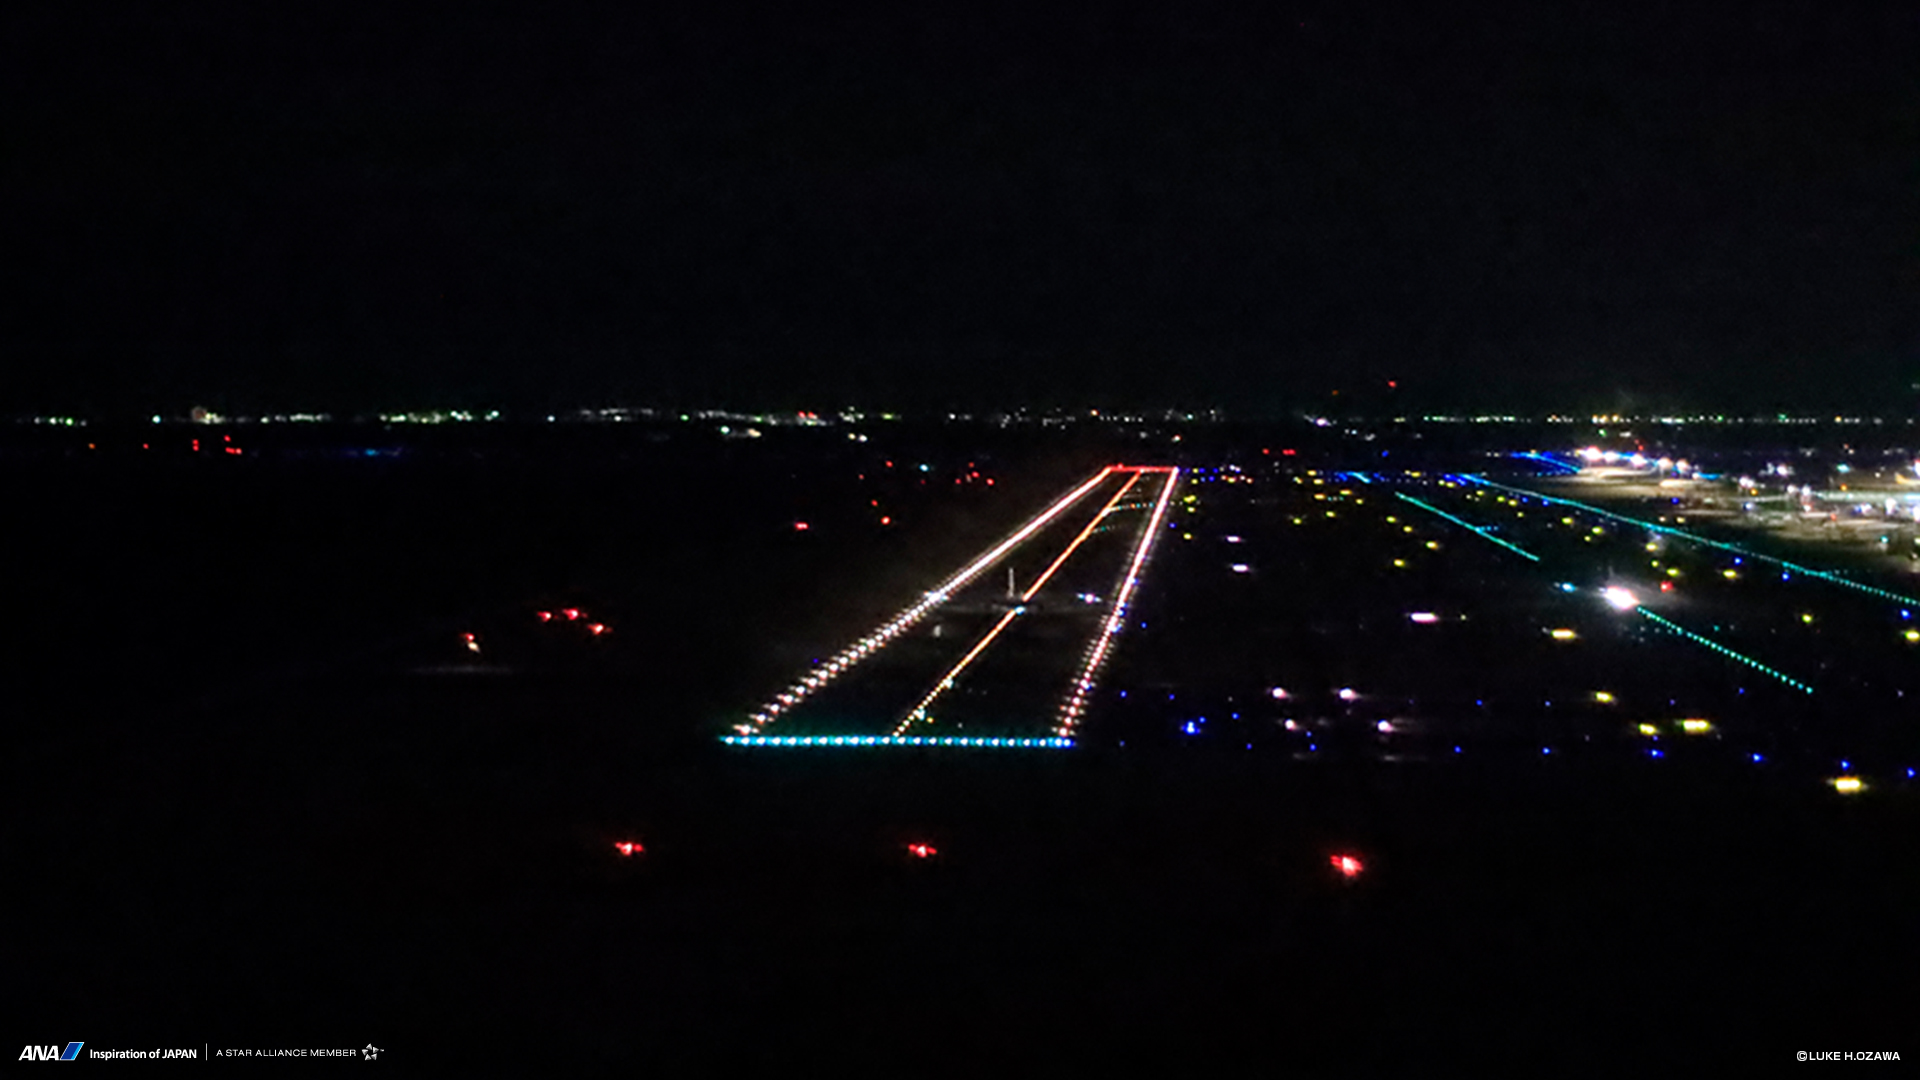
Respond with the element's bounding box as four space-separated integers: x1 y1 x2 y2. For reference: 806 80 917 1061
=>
7 4 1917 415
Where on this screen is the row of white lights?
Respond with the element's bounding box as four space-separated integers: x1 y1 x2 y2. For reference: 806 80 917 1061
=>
1056 468 1182 737
894 472 1148 736
738 466 1122 735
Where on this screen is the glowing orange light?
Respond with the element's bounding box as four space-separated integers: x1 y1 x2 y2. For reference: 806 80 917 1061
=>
1331 854 1364 878
614 841 644 856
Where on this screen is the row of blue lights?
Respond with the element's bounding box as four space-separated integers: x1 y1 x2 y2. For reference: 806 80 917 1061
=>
1510 451 1581 474
1462 475 1920 608
722 735 1075 749
1392 492 1543 562
1635 609 1816 694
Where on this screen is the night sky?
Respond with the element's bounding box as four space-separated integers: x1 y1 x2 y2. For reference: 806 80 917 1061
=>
8 5 1917 416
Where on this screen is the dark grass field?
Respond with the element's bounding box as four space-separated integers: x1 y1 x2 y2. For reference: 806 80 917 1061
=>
9 424 1915 1071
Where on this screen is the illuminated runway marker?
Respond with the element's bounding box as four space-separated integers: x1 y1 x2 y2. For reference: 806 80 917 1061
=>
1057 468 1181 736
722 735 1074 749
895 472 1146 735
738 466 1120 734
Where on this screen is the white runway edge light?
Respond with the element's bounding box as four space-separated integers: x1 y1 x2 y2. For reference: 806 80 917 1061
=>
1056 468 1181 737
737 467 1123 736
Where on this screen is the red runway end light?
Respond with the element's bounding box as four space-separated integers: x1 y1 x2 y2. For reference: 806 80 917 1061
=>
1331 854 1364 879
793 521 810 531
536 611 552 622
614 841 643 857
563 608 582 620
906 843 937 859
587 623 606 635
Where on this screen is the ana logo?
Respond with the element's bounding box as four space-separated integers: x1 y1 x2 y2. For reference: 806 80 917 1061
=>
18 1043 83 1061
362 1044 382 1061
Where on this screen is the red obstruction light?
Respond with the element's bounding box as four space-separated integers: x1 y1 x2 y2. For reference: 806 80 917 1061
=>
906 843 938 859
562 608 582 620
587 623 607 635
793 521 810 531
1330 853 1364 879
614 841 644 857
536 611 552 622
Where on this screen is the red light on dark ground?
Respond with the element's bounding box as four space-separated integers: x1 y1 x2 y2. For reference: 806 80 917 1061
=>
793 521 809 531
536 611 552 622
879 516 891 525
563 608 581 620
1331 854 1364 878
587 623 606 635
1659 581 1673 592
614 841 643 857
1282 448 1297 456
906 843 937 859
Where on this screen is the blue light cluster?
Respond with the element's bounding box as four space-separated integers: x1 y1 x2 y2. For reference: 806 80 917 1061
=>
721 734 1075 749
1393 492 1543 562
1635 609 1815 694
1510 451 1581 474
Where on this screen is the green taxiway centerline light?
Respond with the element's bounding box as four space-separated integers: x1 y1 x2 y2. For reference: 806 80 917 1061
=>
1460 476 1920 608
1392 492 1542 562
1635 609 1814 694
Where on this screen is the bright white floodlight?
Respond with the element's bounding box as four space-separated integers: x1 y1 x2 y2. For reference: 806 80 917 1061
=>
1602 586 1639 611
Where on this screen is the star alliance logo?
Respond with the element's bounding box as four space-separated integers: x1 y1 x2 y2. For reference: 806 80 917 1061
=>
362 1044 382 1061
